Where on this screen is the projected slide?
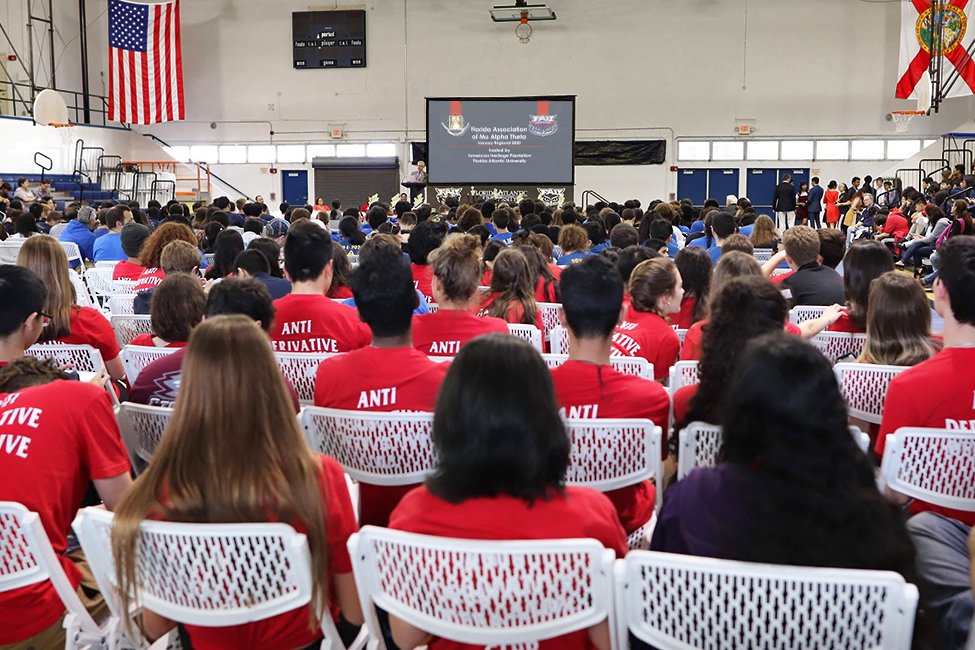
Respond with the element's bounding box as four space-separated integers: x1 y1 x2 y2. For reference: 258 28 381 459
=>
426 97 575 185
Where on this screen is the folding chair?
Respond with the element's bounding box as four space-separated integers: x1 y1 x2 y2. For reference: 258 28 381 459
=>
274 351 337 406
110 315 153 347
789 305 828 326
878 427 975 509
68 271 96 309
59 241 83 267
107 295 136 315
752 248 773 263
834 362 909 425
115 402 173 470
550 325 570 355
537 302 564 344
506 323 543 352
120 345 179 384
0 240 24 264
810 332 868 365
674 328 688 356
667 360 699 429
26 343 104 373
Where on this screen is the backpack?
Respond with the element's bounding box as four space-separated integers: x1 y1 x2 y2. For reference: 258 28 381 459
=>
936 217 967 249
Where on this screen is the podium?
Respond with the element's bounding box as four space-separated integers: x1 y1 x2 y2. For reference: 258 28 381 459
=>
402 181 426 203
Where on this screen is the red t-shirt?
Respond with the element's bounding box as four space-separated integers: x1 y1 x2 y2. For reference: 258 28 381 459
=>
681 319 801 361
128 333 187 348
771 270 795 284
174 455 357 650
389 486 627 650
536 275 559 303
113 259 144 281
134 267 165 292
550 360 670 533
0 381 130 643
827 314 865 334
673 384 699 424
669 295 697 330
411 264 435 303
412 309 510 356
875 347 975 525
327 284 353 300
270 293 372 353
314 346 448 526
58 306 121 362
477 293 545 330
880 213 910 243
611 310 680 380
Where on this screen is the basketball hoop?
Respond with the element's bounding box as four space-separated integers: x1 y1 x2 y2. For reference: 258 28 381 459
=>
49 123 76 147
891 111 925 134
516 11 532 44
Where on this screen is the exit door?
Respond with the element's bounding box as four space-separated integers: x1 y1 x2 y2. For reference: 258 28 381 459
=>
282 169 308 206
708 168 740 205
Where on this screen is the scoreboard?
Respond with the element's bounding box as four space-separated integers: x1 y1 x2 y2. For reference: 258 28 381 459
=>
292 10 366 69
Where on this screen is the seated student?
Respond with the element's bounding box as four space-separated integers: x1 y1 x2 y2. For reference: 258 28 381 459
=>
586 220 609 254
610 222 640 249
556 224 591 265
203 229 244 280
408 220 448 303
651 334 926 649
134 240 202 315
129 273 206 348
0 264 132 649
611 257 682 381
828 240 894 333
338 215 366 255
114 316 362 650
411 234 510 355
861 273 937 365
817 227 846 272
315 246 447 526
549 256 670 535
92 205 132 263
779 225 845 306
671 246 711 329
616 245 659 312
270 220 371 353
130 277 300 410
874 208 910 245
113 222 151 280
233 248 291 300
58 205 97 267
389 334 626 650
513 238 562 303
490 206 515 245
702 211 737 264
16 236 125 381
340 235 429 315
134 222 201 293
646 218 678 258
247 236 286 278
476 248 544 329
327 241 354 299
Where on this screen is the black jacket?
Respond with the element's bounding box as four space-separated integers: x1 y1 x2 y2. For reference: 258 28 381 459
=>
781 262 845 307
772 182 797 212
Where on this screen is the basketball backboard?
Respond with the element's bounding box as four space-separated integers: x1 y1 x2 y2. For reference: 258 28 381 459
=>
32 89 69 126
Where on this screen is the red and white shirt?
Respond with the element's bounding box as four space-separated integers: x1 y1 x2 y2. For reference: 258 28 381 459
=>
611 310 680 380
57 306 121 362
389 486 627 650
476 293 545 330
669 295 697 330
113 260 144 281
411 264 435 303
681 319 802 362
876 347 975 525
0 381 130 643
128 333 187 348
412 309 510 356
134 267 166 292
551 360 671 533
270 293 372 353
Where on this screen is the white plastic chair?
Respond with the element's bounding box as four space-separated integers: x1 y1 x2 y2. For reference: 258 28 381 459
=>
878 428 975 509
68 270 96 308
752 248 773 263
84 267 121 300
73 508 354 650
204 253 215 266
348 526 614 650
107 294 136 315
668 360 700 429
27 343 104 373
506 323 543 352
59 241 83 267
834 362 909 425
110 314 153 347
537 302 564 343
550 325 570 355
789 305 828 325
274 351 337 406
476 285 490 293
299 408 436 486
810 332 868 364
0 240 24 264
674 328 688 356
770 267 792 277
0 502 107 650
427 303 439 313
120 344 179 384
95 260 120 269
615 551 919 650
115 402 173 468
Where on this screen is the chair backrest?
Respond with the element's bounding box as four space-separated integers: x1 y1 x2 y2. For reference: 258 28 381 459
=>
476 285 490 293
506 323 543 352
111 280 137 295
879 428 975 511
0 241 24 264
810 332 868 364
668 360 699 395
94 260 120 269
274 351 336 405
299 407 436 486
427 303 439 313
752 248 773 263
565 419 662 512
59 240 82 265
27 343 104 373
537 302 563 343
349 526 615 648
120 344 179 384
674 328 688 356
770 267 792 277
73 508 315 628
0 502 100 636
68 270 95 308
538 354 653 379
204 253 215 266
789 305 828 325
550 325 569 355
116 402 173 466
834 362 909 425
107 294 136 315
110 314 153 347
84 267 118 298
615 551 918 650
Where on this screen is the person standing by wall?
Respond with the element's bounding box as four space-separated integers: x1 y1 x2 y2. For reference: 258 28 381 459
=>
807 177 825 230
772 173 796 231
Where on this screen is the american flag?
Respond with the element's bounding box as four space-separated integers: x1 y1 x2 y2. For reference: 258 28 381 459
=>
108 0 184 124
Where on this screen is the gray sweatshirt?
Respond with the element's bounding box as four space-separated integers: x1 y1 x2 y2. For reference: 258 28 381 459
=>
922 217 951 245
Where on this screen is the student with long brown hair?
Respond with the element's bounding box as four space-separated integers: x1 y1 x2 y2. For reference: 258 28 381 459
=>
829 240 894 333
16 235 125 381
477 248 543 328
861 273 937 366
129 273 206 348
672 246 711 328
111 316 362 649
748 214 781 251
134 222 201 292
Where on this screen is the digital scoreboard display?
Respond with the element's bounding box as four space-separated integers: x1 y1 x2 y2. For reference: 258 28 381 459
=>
292 10 366 69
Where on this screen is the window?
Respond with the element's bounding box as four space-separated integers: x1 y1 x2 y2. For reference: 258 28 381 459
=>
815 141 849 160
746 141 778 161
307 144 336 158
886 140 922 160
164 146 190 162
850 140 886 160
218 145 247 164
189 145 218 163
336 143 367 157
678 141 709 161
366 142 397 157
711 141 744 161
923 139 937 149
276 145 306 163
247 145 276 164
780 140 814 160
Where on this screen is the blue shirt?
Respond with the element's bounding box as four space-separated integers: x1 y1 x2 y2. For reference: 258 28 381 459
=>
58 220 95 267
340 239 362 256
687 236 709 249
707 245 723 265
342 290 430 315
690 221 705 234
590 242 609 255
253 272 292 300
556 251 590 265
93 232 126 263
739 224 755 237
491 232 513 245
484 222 498 236
666 241 679 259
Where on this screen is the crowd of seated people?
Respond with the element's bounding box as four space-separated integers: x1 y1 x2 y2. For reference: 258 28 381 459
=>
2 180 975 650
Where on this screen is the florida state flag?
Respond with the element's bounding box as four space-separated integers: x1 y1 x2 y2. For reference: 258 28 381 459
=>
898 0 975 99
